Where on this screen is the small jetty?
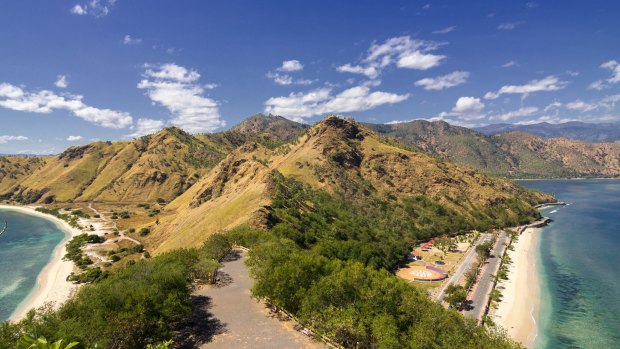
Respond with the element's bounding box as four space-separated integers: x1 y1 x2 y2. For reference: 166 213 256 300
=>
534 201 567 209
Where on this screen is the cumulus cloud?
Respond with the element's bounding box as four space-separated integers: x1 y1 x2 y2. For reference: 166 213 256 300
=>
138 63 224 133
0 82 132 128
267 60 313 85
127 118 166 138
277 60 304 72
66 135 83 141
564 95 620 112
70 0 117 17
0 135 28 144
433 97 486 123
589 59 620 90
415 71 469 90
484 75 568 99
336 36 446 81
491 106 539 121
55 75 68 88
264 86 409 122
123 35 142 45
432 26 456 34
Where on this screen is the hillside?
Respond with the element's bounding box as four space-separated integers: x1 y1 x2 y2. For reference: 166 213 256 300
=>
0 156 49 197
476 121 620 143
369 120 620 178
1 127 226 204
148 116 552 253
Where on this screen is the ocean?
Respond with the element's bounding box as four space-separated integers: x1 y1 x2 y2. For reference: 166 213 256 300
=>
0 208 65 321
518 180 620 349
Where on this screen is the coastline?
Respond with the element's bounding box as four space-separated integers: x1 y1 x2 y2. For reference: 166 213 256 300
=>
0 205 82 322
493 227 541 348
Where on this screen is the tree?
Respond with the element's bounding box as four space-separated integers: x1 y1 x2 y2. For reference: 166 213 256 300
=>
443 285 467 310
475 242 493 261
17 335 78 349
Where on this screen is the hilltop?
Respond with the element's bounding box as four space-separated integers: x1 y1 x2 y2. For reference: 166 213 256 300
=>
369 120 620 178
476 121 620 143
147 116 551 253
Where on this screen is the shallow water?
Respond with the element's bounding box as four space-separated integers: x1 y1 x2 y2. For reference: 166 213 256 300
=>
0 209 65 321
519 180 620 349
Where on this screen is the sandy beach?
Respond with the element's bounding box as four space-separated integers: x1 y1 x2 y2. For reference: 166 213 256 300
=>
493 227 541 348
0 205 82 322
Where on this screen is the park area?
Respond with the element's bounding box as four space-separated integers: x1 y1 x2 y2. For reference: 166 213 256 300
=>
397 234 476 292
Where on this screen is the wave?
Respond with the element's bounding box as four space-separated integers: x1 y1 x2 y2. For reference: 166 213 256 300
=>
0 277 25 299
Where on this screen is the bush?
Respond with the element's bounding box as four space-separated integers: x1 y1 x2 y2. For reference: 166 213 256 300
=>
139 228 150 236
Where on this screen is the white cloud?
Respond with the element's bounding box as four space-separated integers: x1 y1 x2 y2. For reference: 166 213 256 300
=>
484 75 568 99
492 106 539 121
432 26 456 34
0 82 132 128
498 22 523 30
138 63 224 133
266 72 313 86
453 96 485 114
589 59 620 90
70 4 87 15
544 101 562 112
566 70 580 76
127 118 166 138
336 64 380 79
268 60 313 85
66 135 83 141
336 36 446 81
123 35 142 45
264 86 409 122
277 60 304 72
565 100 597 112
70 0 117 17
516 115 576 125
0 135 28 144
589 80 606 91
415 71 469 90
55 75 68 88
502 60 518 68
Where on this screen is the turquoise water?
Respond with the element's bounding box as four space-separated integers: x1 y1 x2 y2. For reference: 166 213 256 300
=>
0 208 66 321
518 180 620 349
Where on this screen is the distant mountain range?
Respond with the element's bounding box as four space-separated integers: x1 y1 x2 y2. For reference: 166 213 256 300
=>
475 121 620 143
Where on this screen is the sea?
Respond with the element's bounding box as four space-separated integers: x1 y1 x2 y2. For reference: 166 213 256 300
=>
0 208 65 321
518 180 620 349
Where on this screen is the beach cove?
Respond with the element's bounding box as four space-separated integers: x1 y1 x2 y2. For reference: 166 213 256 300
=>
495 179 620 349
0 205 80 321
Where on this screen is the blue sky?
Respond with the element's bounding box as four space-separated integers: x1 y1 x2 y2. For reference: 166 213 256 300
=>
1 0 619 154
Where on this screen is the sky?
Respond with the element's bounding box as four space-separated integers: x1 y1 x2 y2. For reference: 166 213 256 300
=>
1 0 619 154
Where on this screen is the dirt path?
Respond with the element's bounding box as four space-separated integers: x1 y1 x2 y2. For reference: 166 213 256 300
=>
193 250 325 349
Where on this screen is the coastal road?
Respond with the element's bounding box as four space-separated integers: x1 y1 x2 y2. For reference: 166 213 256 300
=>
194 250 325 349
463 231 509 322
436 233 489 302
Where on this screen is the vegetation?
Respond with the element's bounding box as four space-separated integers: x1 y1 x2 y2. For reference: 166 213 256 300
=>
1 235 230 348
237 172 523 348
444 285 468 310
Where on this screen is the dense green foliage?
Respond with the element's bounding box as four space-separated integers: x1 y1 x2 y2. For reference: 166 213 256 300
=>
1 235 230 348
238 172 523 348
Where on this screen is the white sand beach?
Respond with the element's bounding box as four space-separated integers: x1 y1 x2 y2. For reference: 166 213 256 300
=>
493 227 541 348
0 205 82 322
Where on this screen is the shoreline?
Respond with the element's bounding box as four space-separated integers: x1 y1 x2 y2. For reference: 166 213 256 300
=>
493 226 541 348
0 204 82 322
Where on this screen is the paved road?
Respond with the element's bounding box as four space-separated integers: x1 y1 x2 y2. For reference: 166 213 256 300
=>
194 250 325 349
436 233 489 302
463 231 508 322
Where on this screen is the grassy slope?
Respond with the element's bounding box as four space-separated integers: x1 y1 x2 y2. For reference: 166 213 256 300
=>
148 117 552 254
